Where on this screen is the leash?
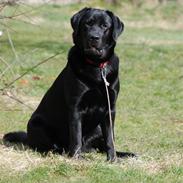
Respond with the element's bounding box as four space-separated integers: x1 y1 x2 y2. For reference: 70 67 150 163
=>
85 58 115 155
101 67 115 149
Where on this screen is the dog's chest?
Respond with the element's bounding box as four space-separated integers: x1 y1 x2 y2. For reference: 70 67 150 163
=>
79 87 115 117
78 88 107 128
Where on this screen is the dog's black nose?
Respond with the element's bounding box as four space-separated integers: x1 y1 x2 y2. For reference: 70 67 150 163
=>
90 35 100 41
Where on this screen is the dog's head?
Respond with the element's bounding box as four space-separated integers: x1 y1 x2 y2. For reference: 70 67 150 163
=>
71 8 124 61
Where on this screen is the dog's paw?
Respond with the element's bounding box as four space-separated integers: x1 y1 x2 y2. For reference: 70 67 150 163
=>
106 150 117 162
68 146 81 158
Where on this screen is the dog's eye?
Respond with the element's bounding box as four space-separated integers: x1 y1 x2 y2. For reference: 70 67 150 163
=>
101 23 108 29
86 20 94 26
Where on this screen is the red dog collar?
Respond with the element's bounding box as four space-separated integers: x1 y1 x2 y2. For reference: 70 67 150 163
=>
86 58 109 69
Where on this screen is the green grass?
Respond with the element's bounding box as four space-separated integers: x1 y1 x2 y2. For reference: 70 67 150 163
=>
0 1 183 183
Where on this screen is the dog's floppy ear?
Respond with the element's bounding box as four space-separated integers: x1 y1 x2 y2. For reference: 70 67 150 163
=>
106 11 124 41
71 7 90 44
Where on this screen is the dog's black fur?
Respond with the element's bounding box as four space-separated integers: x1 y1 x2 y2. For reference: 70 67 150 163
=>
3 8 135 161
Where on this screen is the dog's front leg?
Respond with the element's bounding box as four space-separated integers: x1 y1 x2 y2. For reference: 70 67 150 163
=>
101 113 116 162
68 111 82 158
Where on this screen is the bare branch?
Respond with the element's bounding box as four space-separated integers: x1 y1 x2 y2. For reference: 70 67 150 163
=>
0 21 17 32
0 52 61 91
0 56 15 79
3 91 34 110
6 26 20 62
0 0 52 20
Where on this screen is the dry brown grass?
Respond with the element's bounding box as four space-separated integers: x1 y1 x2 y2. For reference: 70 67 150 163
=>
0 144 44 174
125 153 183 175
0 142 182 176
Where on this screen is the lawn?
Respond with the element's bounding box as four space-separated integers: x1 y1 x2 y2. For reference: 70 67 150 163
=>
0 1 183 183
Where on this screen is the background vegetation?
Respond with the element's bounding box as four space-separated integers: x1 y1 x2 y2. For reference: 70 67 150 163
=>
0 0 183 182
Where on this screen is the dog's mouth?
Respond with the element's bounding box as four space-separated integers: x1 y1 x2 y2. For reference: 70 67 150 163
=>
84 47 103 57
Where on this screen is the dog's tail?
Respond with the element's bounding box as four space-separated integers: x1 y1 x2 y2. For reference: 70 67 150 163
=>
116 151 137 158
3 131 28 145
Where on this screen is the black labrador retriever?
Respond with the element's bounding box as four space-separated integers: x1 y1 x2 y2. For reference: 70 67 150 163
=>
3 8 135 161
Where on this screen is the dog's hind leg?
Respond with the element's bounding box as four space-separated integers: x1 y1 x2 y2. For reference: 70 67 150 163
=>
81 125 105 153
27 116 54 153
